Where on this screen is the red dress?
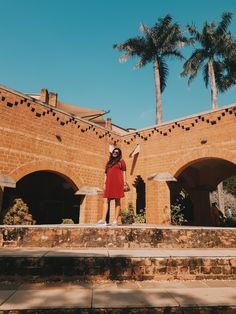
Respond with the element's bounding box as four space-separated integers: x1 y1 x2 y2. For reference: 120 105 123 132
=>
104 159 126 199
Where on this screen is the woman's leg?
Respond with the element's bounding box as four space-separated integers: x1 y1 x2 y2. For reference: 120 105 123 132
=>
114 198 121 221
102 199 110 222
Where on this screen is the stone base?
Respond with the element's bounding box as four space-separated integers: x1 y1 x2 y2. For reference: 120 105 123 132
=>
0 225 236 248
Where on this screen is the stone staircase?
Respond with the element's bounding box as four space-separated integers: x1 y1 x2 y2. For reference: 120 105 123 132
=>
0 225 236 281
0 224 236 313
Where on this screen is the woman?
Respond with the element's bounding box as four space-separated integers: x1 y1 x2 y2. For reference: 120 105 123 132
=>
97 148 127 226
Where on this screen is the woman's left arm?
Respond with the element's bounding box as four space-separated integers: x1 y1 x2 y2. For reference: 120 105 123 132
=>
124 169 127 183
121 159 127 183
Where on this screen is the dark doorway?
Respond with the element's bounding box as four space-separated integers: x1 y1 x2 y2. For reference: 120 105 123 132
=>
2 171 81 224
170 158 236 226
134 176 146 214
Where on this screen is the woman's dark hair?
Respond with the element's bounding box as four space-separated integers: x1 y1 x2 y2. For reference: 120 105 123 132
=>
106 148 122 170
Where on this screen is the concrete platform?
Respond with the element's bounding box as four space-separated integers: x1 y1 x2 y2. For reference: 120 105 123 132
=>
0 280 236 313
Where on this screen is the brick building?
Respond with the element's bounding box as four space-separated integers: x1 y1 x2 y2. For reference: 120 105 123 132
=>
0 85 235 225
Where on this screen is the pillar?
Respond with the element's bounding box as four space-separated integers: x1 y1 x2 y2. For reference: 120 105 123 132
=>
146 180 171 224
79 194 103 224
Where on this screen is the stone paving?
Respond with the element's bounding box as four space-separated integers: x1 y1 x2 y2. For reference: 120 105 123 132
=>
0 279 236 311
1 247 236 257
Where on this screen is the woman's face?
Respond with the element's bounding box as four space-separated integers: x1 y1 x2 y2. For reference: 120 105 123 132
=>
112 149 120 157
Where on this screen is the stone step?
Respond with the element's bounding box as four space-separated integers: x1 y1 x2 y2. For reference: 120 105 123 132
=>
1 225 236 249
0 279 236 313
0 247 236 282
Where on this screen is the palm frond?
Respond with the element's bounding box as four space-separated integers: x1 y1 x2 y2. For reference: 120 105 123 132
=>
163 49 184 60
217 52 236 91
118 54 129 63
140 23 149 34
156 14 173 30
213 60 226 92
203 63 209 88
135 56 148 69
216 11 233 36
187 23 202 43
113 37 148 64
158 57 169 92
150 15 174 49
181 49 205 83
202 23 215 53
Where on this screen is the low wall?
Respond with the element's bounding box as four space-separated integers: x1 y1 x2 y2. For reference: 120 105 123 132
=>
0 225 236 248
0 254 235 281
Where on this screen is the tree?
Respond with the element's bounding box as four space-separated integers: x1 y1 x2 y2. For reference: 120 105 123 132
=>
224 176 236 197
181 11 234 109
218 41 236 92
1 198 35 225
113 15 189 125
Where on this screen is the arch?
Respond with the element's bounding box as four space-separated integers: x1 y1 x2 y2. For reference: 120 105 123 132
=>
171 148 236 178
9 161 84 189
2 170 83 224
169 153 236 227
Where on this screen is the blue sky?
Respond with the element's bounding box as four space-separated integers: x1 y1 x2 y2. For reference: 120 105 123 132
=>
1 0 236 129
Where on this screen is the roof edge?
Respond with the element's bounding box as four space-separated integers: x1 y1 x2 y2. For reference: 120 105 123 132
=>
122 103 236 137
0 84 121 136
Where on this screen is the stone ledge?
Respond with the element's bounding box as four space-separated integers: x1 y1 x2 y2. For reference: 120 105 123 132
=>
0 225 236 249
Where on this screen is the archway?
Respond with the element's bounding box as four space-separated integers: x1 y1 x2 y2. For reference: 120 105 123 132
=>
2 171 81 224
170 158 236 226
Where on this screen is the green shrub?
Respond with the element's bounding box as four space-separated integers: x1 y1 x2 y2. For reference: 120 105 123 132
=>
121 202 135 224
2 198 35 225
135 209 146 223
224 216 236 227
61 218 74 224
171 204 187 225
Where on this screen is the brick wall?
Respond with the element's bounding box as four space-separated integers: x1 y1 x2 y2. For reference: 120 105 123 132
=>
0 85 235 224
121 106 236 224
0 86 120 223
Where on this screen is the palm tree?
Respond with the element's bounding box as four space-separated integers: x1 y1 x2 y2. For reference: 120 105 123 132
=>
113 15 189 125
218 41 236 92
181 12 234 109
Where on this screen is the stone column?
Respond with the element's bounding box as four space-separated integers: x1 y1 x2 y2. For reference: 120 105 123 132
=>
78 193 104 224
78 195 86 224
217 182 225 216
146 180 171 224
